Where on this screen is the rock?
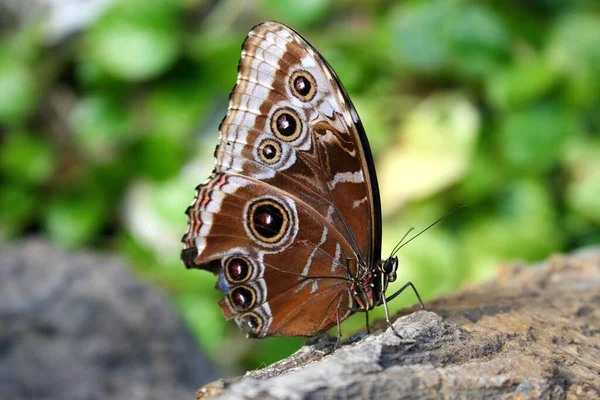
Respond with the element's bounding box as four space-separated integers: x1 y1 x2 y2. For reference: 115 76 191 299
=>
198 247 600 399
0 238 216 400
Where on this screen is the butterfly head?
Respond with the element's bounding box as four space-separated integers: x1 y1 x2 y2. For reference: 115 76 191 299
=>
381 256 398 283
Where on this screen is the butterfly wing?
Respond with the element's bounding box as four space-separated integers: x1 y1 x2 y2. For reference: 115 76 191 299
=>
183 172 354 336
219 21 382 263
182 22 381 337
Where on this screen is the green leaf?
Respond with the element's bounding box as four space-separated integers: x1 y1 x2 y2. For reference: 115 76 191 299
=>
0 184 36 238
443 4 509 77
458 144 504 203
549 13 600 74
0 53 38 125
487 58 559 109
87 0 182 81
498 106 576 174
44 192 108 248
462 180 562 281
564 137 600 224
0 132 56 186
262 0 332 27
75 58 126 90
134 134 183 180
395 228 461 299
71 93 131 160
251 337 306 369
547 13 600 106
144 64 210 139
188 31 244 92
389 3 450 72
388 2 508 76
378 93 479 214
177 293 228 356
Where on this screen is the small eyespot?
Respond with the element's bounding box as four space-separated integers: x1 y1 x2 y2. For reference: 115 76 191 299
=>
271 108 302 142
289 70 316 101
229 285 256 311
257 139 281 164
246 199 289 244
224 257 253 283
240 312 263 337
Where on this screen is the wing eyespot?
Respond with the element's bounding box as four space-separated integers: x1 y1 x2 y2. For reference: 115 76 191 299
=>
224 256 254 283
240 312 263 337
246 198 290 244
257 139 282 164
271 108 302 142
228 285 256 311
290 70 316 102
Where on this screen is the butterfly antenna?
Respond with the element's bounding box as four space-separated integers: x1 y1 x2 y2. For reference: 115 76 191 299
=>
389 227 415 257
391 205 465 257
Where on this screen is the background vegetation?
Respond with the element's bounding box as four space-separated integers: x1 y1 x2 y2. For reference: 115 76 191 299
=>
1 0 599 376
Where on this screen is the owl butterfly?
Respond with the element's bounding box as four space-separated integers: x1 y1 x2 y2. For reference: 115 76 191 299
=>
181 21 424 342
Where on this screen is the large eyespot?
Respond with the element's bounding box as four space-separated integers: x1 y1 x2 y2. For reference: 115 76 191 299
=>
228 285 256 311
257 139 281 164
246 198 289 244
239 312 263 337
271 108 302 142
290 70 316 101
224 257 253 283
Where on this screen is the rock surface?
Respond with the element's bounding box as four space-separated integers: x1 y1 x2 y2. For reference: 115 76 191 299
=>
198 247 600 399
0 238 216 400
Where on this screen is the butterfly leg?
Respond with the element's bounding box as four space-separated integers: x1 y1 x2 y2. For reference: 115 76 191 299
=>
338 303 371 333
335 302 372 348
381 288 403 338
335 306 344 348
385 281 425 310
380 273 402 338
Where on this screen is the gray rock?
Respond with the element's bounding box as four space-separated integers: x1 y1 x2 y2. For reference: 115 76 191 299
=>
198 247 600 399
0 238 217 400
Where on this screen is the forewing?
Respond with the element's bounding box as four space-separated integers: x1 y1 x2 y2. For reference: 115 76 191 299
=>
181 22 381 337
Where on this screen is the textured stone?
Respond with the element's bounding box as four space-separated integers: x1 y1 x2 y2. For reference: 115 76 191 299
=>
198 247 600 400
0 238 216 400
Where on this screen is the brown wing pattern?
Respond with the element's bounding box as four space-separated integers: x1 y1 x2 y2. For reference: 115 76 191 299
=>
181 22 380 337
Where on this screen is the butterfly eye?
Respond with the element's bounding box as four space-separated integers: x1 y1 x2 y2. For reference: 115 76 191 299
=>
271 108 302 142
258 139 281 164
229 285 256 311
383 257 398 275
290 70 316 101
224 257 253 283
246 198 290 244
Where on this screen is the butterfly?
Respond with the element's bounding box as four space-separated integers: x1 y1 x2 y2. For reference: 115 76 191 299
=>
181 21 424 342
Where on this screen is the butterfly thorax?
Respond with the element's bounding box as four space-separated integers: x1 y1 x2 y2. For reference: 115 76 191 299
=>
350 256 398 311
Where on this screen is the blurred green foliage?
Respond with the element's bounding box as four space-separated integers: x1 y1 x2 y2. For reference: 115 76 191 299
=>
1 0 599 375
